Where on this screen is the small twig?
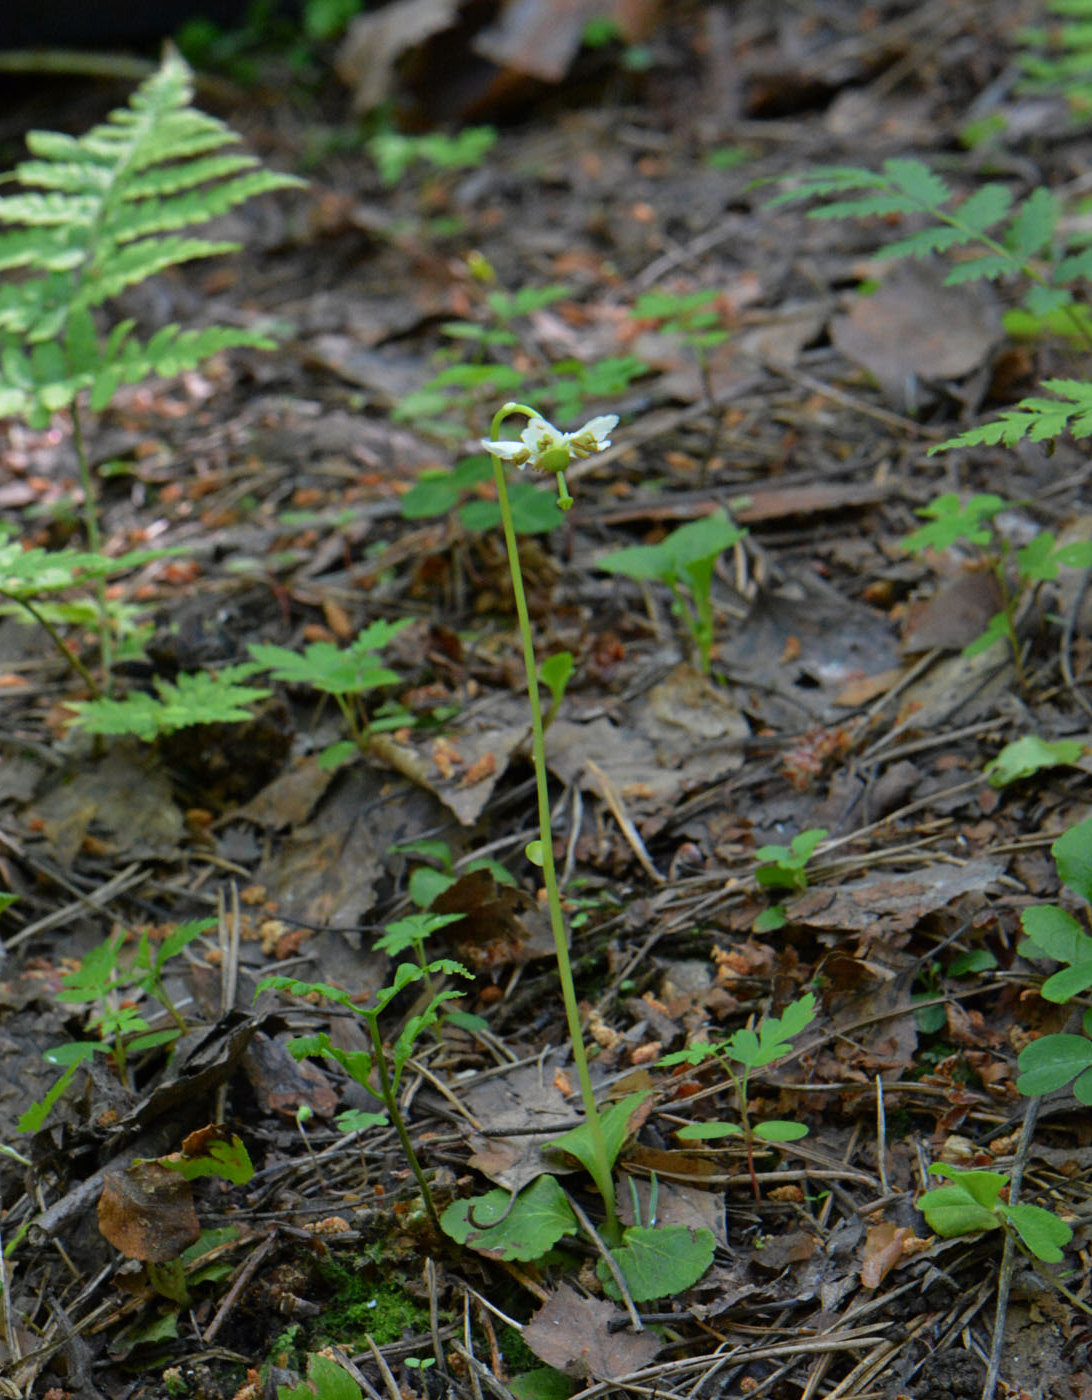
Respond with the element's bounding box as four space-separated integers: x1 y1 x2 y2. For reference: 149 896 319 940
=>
980 1093 1041 1400
363 1334 402 1400
425 1257 447 1375
875 1075 889 1196
202 1230 277 1343
585 759 665 884
564 1192 643 1333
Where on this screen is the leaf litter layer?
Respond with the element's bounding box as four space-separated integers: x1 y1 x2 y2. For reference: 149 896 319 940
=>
1 3 1091 1399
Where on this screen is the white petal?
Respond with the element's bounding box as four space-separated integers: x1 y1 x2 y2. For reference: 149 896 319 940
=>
521 417 565 452
582 414 619 444
481 438 530 462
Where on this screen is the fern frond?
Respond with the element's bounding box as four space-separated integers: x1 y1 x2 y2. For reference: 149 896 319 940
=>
771 158 1069 318
0 47 304 423
1020 1 1092 108
931 379 1092 451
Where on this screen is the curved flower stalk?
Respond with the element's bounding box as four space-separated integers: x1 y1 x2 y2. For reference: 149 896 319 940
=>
482 402 621 1235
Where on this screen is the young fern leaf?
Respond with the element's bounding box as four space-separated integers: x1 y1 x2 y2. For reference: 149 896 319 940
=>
1021 1 1092 111
931 379 1092 451
0 47 304 426
769 160 1062 299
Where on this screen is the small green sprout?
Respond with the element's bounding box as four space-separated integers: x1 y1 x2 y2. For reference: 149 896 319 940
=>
661 993 816 1200
902 492 1092 689
368 126 497 187
19 919 215 1129
67 665 272 741
257 957 473 1230
597 509 745 672
918 1163 1072 1263
753 828 827 931
248 618 413 768
399 453 565 536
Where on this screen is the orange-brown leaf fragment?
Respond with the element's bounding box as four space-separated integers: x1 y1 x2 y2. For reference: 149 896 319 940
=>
860 1222 931 1289
98 1162 200 1262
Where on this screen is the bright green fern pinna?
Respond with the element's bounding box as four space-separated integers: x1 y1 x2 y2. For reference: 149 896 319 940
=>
0 47 304 427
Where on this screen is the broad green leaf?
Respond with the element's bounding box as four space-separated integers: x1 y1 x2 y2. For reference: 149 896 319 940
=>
752 1119 809 1142
540 651 574 711
18 1043 102 1132
509 481 565 534
335 1109 388 1133
917 1184 999 1238
676 1120 743 1140
1055 817 1092 905
926 1164 1006 1210
753 905 788 932
598 1224 715 1302
157 1131 254 1185
464 857 517 886
547 1091 650 1176
1017 1033 1092 1095
318 740 358 771
279 1353 364 1400
1020 904 1090 964
1041 962 1092 1003
948 948 998 975
399 471 461 519
409 866 457 908
440 1175 577 1261
1000 1202 1072 1262
985 736 1085 788
509 1368 574 1400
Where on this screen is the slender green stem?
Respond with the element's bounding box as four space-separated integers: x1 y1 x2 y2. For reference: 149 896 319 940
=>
0 589 101 697
366 1016 441 1231
71 403 113 695
488 403 618 1238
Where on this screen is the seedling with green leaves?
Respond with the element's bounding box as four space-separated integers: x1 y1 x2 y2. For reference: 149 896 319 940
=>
397 280 647 442
399 453 566 537
1015 816 1092 1105
442 1091 714 1301
0 526 176 697
395 285 570 441
247 618 414 768
257 958 474 1230
369 125 497 188
918 1164 1073 1267
902 492 1092 688
0 48 303 692
752 829 827 932
661 993 816 1200
67 664 273 741
1020 0 1092 114
630 288 728 444
598 509 746 673
768 158 1088 336
19 919 215 1131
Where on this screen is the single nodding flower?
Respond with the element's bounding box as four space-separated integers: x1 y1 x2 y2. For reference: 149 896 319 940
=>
481 413 618 474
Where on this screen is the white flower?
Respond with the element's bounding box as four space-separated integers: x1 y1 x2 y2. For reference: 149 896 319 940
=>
481 413 618 474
